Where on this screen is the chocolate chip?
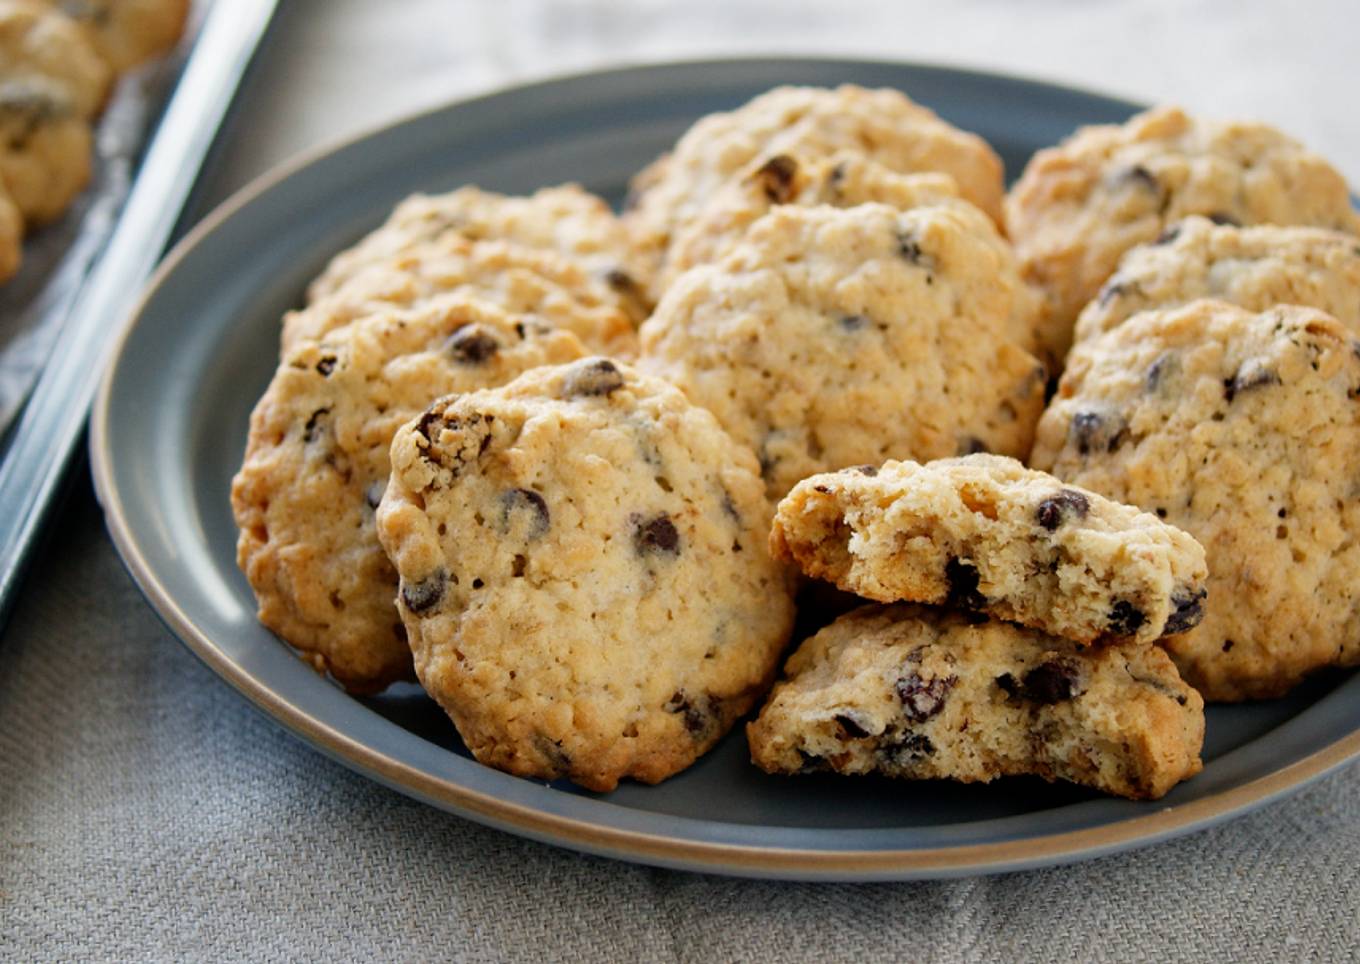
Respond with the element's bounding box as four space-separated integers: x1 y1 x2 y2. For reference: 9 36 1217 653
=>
447 324 500 364
562 358 624 397
878 732 935 767
944 558 986 611
665 690 712 736
839 314 869 331
501 488 550 538
1206 211 1240 226
1070 411 1128 455
958 436 990 456
633 513 679 555
603 267 641 295
400 570 445 613
1108 600 1147 636
1222 638 1235 652
852 464 878 477
1012 657 1081 704
753 154 798 203
895 672 956 723
315 356 336 376
1224 365 1280 402
1162 588 1207 636
364 481 385 509
835 713 870 739
1036 489 1090 530
897 229 929 265
797 749 826 773
302 408 330 444
415 410 444 443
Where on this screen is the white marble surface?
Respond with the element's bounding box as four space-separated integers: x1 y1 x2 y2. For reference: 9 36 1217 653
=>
4 1 1360 959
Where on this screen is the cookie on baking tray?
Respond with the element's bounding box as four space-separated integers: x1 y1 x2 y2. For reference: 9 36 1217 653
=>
376 357 796 791
639 202 1045 501
1006 105 1360 368
1031 300 1360 701
770 454 1208 646
38 0 189 72
231 296 588 693
746 603 1204 801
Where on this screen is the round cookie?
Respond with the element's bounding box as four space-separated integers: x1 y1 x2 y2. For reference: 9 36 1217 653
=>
376 357 797 791
232 296 588 693
747 603 1204 801
638 202 1046 502
770 454 1208 646
1006 105 1360 369
661 151 961 295
1074 215 1360 344
1 0 111 119
0 185 23 281
282 235 638 359
626 84 1005 300
0 74 92 225
40 0 188 72
308 184 653 325
1031 300 1360 701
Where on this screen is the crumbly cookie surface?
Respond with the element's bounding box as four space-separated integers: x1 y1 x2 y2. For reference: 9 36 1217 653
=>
2 0 110 119
638 202 1046 501
747 604 1204 800
308 184 653 324
231 297 587 693
40 0 188 72
281 236 638 358
1006 106 1360 369
0 73 92 225
626 84 1004 299
1031 300 1360 700
1074 215 1360 344
771 454 1208 645
376 358 796 791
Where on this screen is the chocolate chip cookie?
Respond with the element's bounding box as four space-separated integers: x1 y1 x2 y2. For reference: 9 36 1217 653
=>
1075 215 1360 345
232 296 587 693
309 184 653 324
747 603 1204 800
626 84 1005 301
1007 106 1360 369
1031 300 1360 700
376 357 796 791
281 236 638 358
770 454 1208 645
639 202 1045 501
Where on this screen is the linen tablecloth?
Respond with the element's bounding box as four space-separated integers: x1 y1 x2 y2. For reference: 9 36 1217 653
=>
3 1 1359 958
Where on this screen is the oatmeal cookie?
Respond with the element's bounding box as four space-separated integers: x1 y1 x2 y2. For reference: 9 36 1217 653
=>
770 454 1207 645
376 357 796 791
1031 300 1360 700
747 603 1204 801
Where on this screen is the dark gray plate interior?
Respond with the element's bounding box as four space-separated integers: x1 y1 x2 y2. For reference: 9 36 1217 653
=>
94 58 1360 880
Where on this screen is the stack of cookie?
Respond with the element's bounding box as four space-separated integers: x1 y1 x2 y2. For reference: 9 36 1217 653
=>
231 84 1360 800
0 0 188 282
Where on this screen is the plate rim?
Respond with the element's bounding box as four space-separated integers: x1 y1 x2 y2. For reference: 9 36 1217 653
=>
89 55 1360 881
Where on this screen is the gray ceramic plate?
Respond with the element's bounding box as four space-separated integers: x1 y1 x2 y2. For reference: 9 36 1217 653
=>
91 58 1360 881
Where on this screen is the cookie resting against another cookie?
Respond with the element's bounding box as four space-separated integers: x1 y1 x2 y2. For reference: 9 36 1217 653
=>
376 357 797 791
770 454 1208 646
625 84 1005 302
639 202 1045 502
747 604 1204 801
1006 105 1360 370
1031 300 1360 701
1074 215 1360 345
308 184 653 325
231 296 587 693
280 236 637 359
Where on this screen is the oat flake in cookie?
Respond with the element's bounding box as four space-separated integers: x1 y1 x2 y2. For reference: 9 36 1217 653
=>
231 296 587 693
1074 215 1360 346
1006 106 1360 370
280 236 637 359
747 604 1204 801
639 202 1045 502
376 357 796 791
1031 300 1360 701
308 184 654 325
770 454 1208 646
625 84 1005 301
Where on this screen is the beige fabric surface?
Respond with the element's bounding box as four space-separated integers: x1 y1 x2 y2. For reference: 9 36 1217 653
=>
4 0 1360 959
